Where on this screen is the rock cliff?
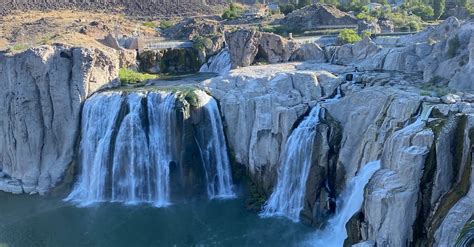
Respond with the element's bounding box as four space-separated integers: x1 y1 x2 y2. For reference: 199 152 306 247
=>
332 17 474 92
0 45 119 194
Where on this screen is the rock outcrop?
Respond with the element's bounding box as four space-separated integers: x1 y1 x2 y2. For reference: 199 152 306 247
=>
279 4 359 32
225 30 298 68
332 17 474 92
0 45 119 194
200 63 343 191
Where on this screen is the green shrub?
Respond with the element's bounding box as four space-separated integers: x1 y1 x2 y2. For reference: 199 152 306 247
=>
118 68 158 85
447 35 460 58
408 21 421 31
143 22 157 28
362 30 372 39
337 29 362 45
222 3 244 20
159 20 174 30
193 36 213 51
279 3 295 15
356 12 376 22
410 3 434 21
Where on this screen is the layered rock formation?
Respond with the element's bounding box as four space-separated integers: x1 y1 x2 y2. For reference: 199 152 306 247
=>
332 17 474 92
200 63 345 191
0 45 119 194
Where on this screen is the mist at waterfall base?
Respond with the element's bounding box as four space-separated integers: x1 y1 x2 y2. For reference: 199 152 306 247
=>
309 161 381 247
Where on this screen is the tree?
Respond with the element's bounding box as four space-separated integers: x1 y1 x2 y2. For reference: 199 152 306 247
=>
297 0 311 9
433 0 446 19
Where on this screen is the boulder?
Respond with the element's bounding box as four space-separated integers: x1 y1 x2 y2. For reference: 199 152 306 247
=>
163 17 224 41
0 45 119 194
225 29 298 68
290 43 327 63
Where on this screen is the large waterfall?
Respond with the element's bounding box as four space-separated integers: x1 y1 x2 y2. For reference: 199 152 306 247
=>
199 48 231 76
67 90 234 206
260 105 322 222
311 161 381 247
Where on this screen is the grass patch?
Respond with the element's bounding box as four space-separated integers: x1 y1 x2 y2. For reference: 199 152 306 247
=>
419 82 453 97
159 20 174 30
143 21 157 29
9 43 29 52
118 68 158 85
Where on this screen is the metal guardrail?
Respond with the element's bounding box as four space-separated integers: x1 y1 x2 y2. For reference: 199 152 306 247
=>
144 41 193 50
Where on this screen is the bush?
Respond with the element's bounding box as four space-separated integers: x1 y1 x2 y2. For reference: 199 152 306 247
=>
410 3 434 21
222 3 244 20
362 30 372 39
193 36 213 51
119 68 158 84
279 3 295 15
143 22 157 28
356 12 376 22
337 29 362 45
408 21 421 31
159 20 174 30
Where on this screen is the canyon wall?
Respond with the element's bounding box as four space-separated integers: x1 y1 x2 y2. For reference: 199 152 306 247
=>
0 45 119 194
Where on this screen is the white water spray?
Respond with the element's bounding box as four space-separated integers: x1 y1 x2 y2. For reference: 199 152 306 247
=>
311 160 381 247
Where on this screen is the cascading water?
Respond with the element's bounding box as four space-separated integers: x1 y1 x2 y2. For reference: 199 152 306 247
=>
66 91 179 207
260 105 322 222
199 48 231 76
311 161 381 247
66 89 235 206
194 91 235 199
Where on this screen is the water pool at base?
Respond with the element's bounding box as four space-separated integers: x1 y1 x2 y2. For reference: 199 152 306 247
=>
0 192 313 247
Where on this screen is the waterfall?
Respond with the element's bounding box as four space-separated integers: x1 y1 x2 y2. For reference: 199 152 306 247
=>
66 89 235 206
66 91 178 207
199 48 231 76
312 161 381 247
194 91 235 199
260 105 322 222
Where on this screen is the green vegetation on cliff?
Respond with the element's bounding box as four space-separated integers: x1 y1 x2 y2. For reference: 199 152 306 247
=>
337 29 361 44
118 68 158 85
222 3 244 20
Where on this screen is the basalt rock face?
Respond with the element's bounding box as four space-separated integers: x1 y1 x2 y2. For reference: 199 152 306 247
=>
0 45 119 194
279 4 359 32
200 63 343 192
0 0 226 17
309 83 474 246
332 17 474 92
138 48 201 74
225 30 299 68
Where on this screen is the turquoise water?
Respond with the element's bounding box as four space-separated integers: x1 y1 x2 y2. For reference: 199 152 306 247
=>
0 192 313 247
